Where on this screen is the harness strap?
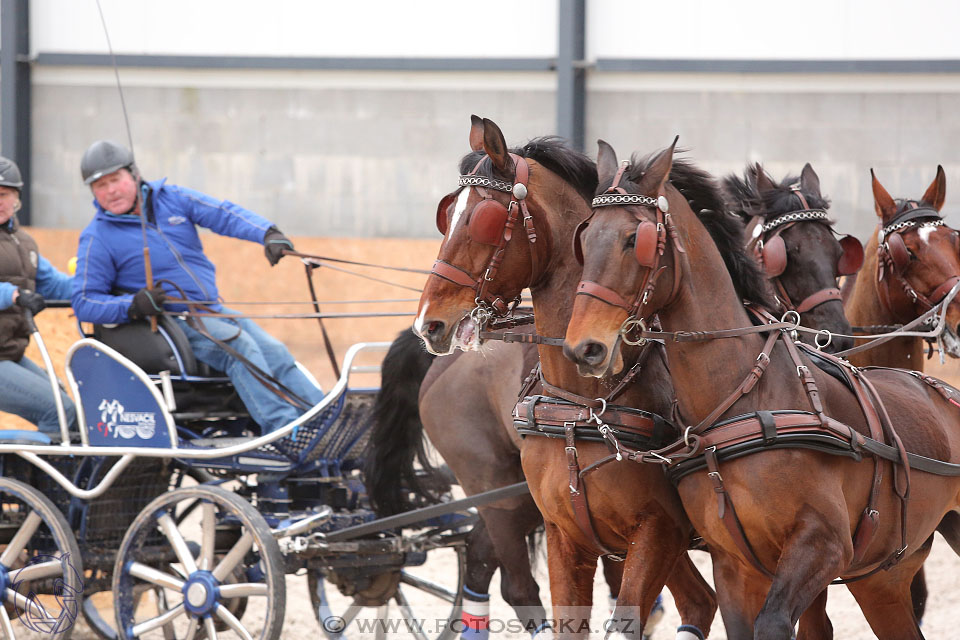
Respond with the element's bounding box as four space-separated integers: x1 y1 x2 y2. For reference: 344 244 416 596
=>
704 447 774 579
565 423 625 558
795 288 842 314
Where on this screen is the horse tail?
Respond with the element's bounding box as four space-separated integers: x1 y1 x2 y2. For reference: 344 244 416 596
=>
364 328 447 516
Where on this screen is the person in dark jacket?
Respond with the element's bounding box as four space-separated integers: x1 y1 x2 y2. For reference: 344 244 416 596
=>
0 157 77 439
72 141 324 434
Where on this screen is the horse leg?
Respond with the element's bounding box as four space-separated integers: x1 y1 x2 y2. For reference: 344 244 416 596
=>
753 530 850 639
909 565 927 624
710 553 770 640
460 518 500 640
610 534 708 640
665 552 717 640
845 537 933 640
479 502 550 636
796 589 832 640
544 521 597 639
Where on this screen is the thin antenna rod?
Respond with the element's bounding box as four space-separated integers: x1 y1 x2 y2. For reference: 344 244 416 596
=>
94 0 135 158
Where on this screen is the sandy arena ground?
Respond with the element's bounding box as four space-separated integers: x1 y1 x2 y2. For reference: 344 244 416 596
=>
5 230 960 638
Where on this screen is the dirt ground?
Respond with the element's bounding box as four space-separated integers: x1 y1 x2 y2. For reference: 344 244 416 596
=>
6 229 960 638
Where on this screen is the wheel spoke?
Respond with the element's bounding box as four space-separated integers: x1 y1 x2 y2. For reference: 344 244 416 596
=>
203 615 219 640
10 559 63 584
182 615 199 640
214 603 254 640
218 582 268 598
341 603 362 628
158 513 198 574
131 603 186 637
129 562 185 591
0 512 42 567
212 532 252 582
395 588 429 640
6 590 49 620
399 571 458 603
199 502 216 571
375 605 388 640
0 606 15 640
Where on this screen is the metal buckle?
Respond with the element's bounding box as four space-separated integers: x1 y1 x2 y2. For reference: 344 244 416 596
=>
483 268 494 282
797 365 809 378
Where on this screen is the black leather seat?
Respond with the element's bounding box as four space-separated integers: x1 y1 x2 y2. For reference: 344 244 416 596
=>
92 317 246 418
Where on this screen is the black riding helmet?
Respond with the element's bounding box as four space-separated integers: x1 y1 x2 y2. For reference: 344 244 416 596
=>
0 156 23 191
81 140 137 185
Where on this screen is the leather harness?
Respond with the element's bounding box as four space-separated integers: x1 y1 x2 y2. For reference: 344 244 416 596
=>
569 171 960 581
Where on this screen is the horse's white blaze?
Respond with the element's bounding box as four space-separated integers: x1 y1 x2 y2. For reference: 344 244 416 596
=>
446 188 471 240
413 302 430 335
919 225 937 244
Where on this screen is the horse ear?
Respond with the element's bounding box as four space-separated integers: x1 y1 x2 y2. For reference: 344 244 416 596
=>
481 118 515 176
641 136 678 196
800 163 822 198
753 163 777 198
871 169 898 222
469 115 484 152
597 139 618 187
921 165 947 211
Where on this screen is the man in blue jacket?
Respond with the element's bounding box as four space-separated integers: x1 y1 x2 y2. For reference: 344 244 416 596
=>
72 140 324 434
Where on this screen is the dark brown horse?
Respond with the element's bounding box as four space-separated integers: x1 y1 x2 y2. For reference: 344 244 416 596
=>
564 139 960 639
415 118 717 639
724 163 863 353
843 166 960 369
366 329 560 635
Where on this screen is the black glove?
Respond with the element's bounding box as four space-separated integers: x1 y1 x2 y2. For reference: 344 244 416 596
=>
15 290 46 316
264 227 294 266
128 287 167 320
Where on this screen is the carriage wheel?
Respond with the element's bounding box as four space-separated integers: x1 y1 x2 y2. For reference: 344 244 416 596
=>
307 542 466 640
112 485 285 640
0 477 83 639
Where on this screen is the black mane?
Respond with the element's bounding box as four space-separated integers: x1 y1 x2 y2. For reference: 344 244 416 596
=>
599 153 773 308
723 168 831 222
459 136 598 204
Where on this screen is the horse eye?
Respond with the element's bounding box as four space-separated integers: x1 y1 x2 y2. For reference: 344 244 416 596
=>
625 233 636 249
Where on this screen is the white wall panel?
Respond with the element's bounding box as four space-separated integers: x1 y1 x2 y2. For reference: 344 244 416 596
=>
30 0 558 58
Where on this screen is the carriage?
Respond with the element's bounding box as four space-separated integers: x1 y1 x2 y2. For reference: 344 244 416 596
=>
0 297 486 640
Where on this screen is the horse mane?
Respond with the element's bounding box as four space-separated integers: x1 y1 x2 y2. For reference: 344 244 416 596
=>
459 136 598 204
602 153 773 308
722 167 832 222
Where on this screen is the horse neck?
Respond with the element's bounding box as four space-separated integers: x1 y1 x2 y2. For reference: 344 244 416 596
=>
657 207 803 425
845 227 925 368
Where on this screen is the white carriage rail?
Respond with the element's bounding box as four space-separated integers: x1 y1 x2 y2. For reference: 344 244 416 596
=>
3 340 391 500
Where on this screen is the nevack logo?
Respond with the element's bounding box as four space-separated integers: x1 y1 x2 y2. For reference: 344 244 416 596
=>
97 399 157 439
167 215 187 225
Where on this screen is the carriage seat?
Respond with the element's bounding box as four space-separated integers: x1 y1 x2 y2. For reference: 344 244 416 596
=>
91 316 246 416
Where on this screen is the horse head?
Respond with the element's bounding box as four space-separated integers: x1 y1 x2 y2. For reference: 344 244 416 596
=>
872 166 960 357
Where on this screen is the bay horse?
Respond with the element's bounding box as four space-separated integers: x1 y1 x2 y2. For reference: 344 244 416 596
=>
415 117 717 639
564 139 960 639
839 166 960 619
723 163 863 353
843 166 960 369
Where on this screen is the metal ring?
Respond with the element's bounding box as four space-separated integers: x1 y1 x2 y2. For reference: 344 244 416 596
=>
593 397 607 417
815 329 832 350
780 310 801 331
683 425 694 447
619 317 648 346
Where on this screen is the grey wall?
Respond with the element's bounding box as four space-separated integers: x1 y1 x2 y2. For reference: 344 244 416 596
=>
26 75 960 240
589 89 960 239
30 79 555 236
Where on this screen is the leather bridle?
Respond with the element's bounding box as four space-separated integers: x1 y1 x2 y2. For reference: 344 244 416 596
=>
429 153 540 325
749 187 863 317
574 162 684 342
877 202 960 322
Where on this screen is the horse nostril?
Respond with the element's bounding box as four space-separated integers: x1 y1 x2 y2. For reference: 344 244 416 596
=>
425 320 445 340
581 341 607 366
